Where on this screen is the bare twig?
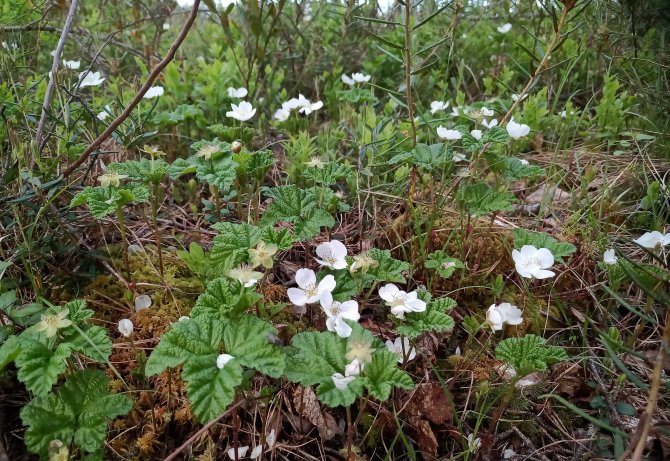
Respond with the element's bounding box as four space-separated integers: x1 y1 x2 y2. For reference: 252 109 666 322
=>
35 0 79 148
163 399 246 461
59 0 201 179
628 310 670 461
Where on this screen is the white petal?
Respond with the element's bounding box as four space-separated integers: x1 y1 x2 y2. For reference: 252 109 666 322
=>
266 429 276 448
390 305 408 319
339 301 360 319
287 288 308 306
217 353 235 369
319 291 334 311
519 245 537 258
378 283 399 302
317 274 336 293
405 297 426 313
332 373 355 390
511 249 522 265
533 269 555 279
295 268 316 288
250 445 263 459
227 446 249 459
134 294 152 312
535 248 555 268
334 319 353 338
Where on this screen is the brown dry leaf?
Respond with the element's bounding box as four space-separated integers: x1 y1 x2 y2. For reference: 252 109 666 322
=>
413 383 452 425
292 386 341 440
525 184 571 205
552 362 583 396
409 417 438 456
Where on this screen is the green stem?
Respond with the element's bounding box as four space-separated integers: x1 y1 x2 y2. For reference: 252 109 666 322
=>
151 181 164 278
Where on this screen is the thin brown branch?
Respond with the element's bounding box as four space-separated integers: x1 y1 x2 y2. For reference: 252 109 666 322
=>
163 399 246 461
59 0 202 179
35 0 79 148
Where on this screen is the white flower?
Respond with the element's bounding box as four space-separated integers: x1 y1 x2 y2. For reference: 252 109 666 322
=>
226 101 256 121
436 126 462 140
481 118 498 129
480 106 495 117
266 429 276 448
512 245 555 279
178 316 190 322
486 303 523 331
34 310 72 338
228 87 248 98
98 172 128 187
163 22 171 30
78 70 105 87
226 265 264 287
63 60 80 70
633 231 670 249
282 94 309 111
503 448 517 459
97 105 112 121
217 353 235 369
287 269 336 306
467 434 481 451
2 42 18 50
306 157 326 169
518 158 529 165
497 23 512 33
341 74 355 86
319 291 359 338
349 252 378 274
143 86 164 99
451 106 461 117
298 100 323 115
344 358 364 376
506 118 531 139
470 129 482 140
315 240 348 269
603 249 618 265
274 108 290 121
134 294 153 311
117 319 133 337
352 72 371 83
385 337 416 363
378 284 426 319
227 446 249 460
430 101 450 114
332 372 355 390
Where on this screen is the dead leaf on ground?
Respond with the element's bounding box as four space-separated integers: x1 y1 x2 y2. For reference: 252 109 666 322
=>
409 417 438 456
526 185 571 205
413 383 453 425
292 386 341 440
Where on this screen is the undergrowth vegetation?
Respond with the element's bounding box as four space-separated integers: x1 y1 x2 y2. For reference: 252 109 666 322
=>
1 0 669 460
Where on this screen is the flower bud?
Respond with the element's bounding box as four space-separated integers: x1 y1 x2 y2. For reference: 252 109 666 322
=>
232 141 243 153
118 319 134 337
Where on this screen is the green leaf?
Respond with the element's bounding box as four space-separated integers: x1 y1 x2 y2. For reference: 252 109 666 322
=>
70 185 149 218
65 299 94 323
495 334 568 376
21 369 132 458
362 350 414 401
366 249 411 283
0 334 20 369
456 182 516 217
461 133 484 153
483 126 510 144
182 355 243 423
390 143 451 171
15 339 72 396
167 158 197 179
485 153 545 181
146 315 284 422
195 156 238 192
261 185 336 240
62 325 112 363
303 162 353 186
223 316 285 378
396 296 456 338
191 277 261 319
259 226 296 251
145 315 223 376
108 159 168 183
511 229 576 263
210 222 262 270
424 251 464 278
